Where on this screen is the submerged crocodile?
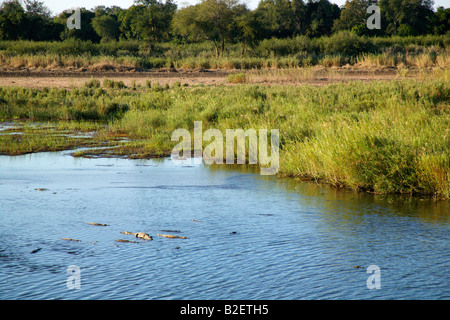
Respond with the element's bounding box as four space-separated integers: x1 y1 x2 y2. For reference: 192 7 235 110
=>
121 231 153 240
157 234 188 239
115 239 139 243
61 238 81 242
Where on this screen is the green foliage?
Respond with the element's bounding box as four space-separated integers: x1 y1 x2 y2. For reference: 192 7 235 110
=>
430 6 450 35
0 0 26 40
84 78 101 88
58 8 100 42
0 0 449 43
92 15 120 41
227 73 246 83
379 0 434 36
321 31 372 56
101 102 129 119
333 0 379 33
1 79 449 197
0 33 447 71
119 1 176 41
172 0 244 58
398 24 418 37
102 79 126 89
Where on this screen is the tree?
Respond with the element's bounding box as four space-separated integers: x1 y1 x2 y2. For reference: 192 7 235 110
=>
254 0 340 38
23 0 51 17
291 0 308 36
304 0 341 37
93 5 123 17
172 0 242 58
0 0 26 40
91 6 123 41
58 8 100 42
254 0 296 38
119 1 176 41
430 6 450 35
119 5 144 39
92 15 120 41
397 23 417 36
379 0 434 35
333 0 383 36
22 0 62 41
232 9 265 55
333 0 371 31
233 5 260 52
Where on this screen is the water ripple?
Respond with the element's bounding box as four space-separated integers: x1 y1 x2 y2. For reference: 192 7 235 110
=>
0 152 449 299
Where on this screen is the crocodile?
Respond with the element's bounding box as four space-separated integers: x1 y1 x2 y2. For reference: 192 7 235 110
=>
120 231 152 240
62 238 81 242
157 234 188 239
115 239 139 243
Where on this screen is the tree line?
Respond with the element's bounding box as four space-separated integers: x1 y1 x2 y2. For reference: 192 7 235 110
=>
0 0 448 56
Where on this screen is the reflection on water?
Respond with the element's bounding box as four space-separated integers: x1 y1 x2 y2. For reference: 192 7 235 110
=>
282 179 450 223
0 151 449 300
213 164 450 223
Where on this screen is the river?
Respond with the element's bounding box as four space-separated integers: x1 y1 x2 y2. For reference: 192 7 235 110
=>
0 151 449 299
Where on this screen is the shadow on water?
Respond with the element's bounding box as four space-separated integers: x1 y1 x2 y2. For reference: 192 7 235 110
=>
207 162 450 224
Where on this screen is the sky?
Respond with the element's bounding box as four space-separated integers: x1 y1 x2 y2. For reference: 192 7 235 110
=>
7 0 450 16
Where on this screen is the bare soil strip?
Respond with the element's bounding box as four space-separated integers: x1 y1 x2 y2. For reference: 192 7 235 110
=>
0 68 404 89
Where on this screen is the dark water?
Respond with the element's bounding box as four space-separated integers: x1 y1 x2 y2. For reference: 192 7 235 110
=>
0 151 449 300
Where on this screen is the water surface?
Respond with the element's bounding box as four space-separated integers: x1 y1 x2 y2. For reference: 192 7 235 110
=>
0 151 449 299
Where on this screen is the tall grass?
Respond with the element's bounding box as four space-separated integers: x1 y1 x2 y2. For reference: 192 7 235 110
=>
1 34 448 70
0 78 448 197
0 122 112 155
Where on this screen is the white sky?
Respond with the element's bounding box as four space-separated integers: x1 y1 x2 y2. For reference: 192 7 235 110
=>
4 0 449 16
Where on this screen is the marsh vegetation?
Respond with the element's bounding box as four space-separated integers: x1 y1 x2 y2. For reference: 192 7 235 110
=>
1 34 448 71
1 76 448 198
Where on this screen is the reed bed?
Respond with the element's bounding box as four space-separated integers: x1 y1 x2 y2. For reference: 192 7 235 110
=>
1 34 448 70
0 78 448 198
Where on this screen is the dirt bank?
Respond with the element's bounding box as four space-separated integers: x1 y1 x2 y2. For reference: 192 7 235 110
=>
0 67 406 89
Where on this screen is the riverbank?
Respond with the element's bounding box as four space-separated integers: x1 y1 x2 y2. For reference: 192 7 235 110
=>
0 66 421 89
0 75 449 198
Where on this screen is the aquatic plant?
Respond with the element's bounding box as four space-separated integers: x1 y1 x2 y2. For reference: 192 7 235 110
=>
0 78 448 197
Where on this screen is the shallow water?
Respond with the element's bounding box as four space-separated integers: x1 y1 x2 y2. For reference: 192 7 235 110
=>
0 151 449 300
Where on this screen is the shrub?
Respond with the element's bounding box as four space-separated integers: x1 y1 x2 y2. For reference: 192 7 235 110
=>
84 78 101 88
398 24 418 37
102 79 126 89
321 31 372 57
227 73 246 84
101 102 129 119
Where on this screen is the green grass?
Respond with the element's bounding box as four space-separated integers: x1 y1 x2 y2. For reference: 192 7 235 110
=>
227 73 247 83
0 78 449 198
102 79 126 89
0 122 118 155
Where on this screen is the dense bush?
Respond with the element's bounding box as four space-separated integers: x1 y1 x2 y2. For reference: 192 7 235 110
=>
321 31 374 56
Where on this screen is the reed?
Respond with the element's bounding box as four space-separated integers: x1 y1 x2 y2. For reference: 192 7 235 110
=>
1 34 448 71
0 78 448 198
